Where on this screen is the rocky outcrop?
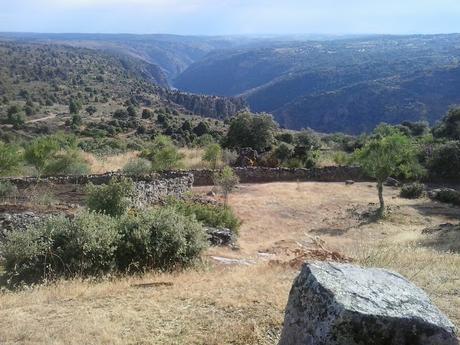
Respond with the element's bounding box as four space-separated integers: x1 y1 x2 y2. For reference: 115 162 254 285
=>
279 262 458 345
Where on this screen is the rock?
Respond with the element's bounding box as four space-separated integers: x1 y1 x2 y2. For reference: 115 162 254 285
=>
279 262 458 345
206 191 216 197
210 256 255 266
384 177 400 187
235 148 258 167
205 227 235 247
345 180 355 185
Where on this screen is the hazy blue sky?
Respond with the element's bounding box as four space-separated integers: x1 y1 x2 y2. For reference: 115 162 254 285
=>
1 0 459 35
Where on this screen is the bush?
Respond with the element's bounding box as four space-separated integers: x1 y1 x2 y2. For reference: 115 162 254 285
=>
0 180 18 198
427 141 460 180
116 207 207 272
203 143 222 169
213 166 239 205
141 135 184 171
168 199 241 234
0 141 22 176
86 177 135 217
1 212 119 285
122 158 152 175
400 182 425 199
431 189 460 206
43 150 90 176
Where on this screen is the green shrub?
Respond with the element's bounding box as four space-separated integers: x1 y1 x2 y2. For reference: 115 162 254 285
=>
203 143 222 169
122 158 152 175
86 177 135 217
0 180 18 198
400 182 425 199
168 199 240 234
141 135 184 171
116 207 207 272
427 141 460 180
432 189 460 206
213 166 239 206
43 150 90 176
0 141 23 176
1 212 119 285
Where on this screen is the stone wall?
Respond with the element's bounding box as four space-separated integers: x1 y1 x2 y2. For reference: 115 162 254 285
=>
191 166 366 186
0 172 194 207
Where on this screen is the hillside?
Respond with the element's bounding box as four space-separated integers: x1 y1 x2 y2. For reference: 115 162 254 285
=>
0 41 246 123
174 34 460 133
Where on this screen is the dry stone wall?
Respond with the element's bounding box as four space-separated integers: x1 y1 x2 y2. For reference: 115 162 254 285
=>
191 166 366 186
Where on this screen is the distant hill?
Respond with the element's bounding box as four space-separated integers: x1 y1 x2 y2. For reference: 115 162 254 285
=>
174 34 460 133
0 41 246 120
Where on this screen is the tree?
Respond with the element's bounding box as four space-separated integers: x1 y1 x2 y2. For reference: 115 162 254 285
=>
213 166 239 206
224 112 277 152
24 136 60 176
85 105 97 116
274 143 294 163
69 99 82 114
127 105 137 117
433 108 460 140
140 135 184 171
0 142 22 176
354 133 423 216
193 121 209 136
203 143 222 170
142 109 153 119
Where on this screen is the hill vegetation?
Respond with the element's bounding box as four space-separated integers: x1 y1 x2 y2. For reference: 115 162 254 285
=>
174 35 460 133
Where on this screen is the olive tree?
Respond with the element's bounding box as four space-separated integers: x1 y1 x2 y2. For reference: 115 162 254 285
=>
354 133 423 217
213 166 239 206
203 143 222 169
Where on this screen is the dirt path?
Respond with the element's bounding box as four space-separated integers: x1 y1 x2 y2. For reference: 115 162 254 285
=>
26 113 57 123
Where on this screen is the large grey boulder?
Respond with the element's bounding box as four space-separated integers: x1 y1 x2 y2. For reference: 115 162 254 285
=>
279 262 458 345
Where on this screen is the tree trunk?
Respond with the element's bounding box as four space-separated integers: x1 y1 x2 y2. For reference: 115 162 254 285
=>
377 181 385 217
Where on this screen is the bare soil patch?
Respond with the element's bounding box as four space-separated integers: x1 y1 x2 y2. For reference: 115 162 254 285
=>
0 182 459 344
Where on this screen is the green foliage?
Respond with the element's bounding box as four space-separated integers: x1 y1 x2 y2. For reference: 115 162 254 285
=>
141 109 153 119
7 112 25 128
400 182 425 199
0 141 22 176
354 133 423 214
141 135 184 171
433 108 460 140
426 141 460 180
193 121 210 136
24 136 60 175
122 158 152 175
213 166 239 205
333 151 351 166
168 199 240 233
85 105 97 115
432 189 460 206
116 207 207 272
224 112 277 152
69 98 82 114
43 150 90 176
0 212 119 285
86 177 135 217
274 143 294 163
221 149 238 166
0 181 18 198
203 143 222 169
354 133 423 183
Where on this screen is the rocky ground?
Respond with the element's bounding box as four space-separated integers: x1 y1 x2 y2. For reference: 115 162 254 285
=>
0 182 459 344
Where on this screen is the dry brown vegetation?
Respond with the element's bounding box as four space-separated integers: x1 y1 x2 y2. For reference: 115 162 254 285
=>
1 182 459 344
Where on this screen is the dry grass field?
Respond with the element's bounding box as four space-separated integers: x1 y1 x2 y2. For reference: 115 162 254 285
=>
1 182 459 344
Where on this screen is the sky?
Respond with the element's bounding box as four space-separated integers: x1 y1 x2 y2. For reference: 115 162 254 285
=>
1 0 460 35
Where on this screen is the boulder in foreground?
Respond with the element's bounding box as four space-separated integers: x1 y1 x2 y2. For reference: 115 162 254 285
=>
279 262 458 345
